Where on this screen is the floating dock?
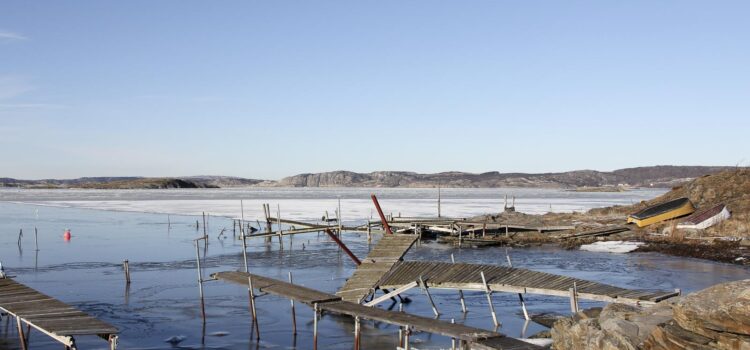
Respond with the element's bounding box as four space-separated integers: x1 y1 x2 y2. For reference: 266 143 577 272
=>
0 278 119 350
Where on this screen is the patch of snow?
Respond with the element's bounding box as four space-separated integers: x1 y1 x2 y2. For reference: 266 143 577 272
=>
580 240 644 253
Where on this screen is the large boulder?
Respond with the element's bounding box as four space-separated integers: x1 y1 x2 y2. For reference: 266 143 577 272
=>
645 279 750 349
551 303 673 350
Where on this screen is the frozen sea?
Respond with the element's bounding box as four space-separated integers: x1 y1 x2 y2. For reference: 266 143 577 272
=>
0 187 747 350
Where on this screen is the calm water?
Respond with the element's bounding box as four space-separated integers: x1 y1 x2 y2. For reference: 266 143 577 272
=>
0 188 747 349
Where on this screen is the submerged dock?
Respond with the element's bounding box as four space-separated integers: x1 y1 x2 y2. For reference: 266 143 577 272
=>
0 278 119 350
212 270 541 350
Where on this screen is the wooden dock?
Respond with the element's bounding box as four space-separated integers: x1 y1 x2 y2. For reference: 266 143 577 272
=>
378 261 679 305
336 233 418 303
211 271 541 350
0 278 119 350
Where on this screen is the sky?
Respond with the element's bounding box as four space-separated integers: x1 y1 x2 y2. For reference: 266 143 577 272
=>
1 1 749 180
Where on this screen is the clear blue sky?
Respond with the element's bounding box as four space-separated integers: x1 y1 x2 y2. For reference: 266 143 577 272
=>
1 1 748 180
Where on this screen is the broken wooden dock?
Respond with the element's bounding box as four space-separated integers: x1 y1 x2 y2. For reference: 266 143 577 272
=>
211 271 541 350
336 233 418 303
378 261 679 305
0 278 119 350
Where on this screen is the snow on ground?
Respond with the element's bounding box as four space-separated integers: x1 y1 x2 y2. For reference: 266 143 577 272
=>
580 241 645 253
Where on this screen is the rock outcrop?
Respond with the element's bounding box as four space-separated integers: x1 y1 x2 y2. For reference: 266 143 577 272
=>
552 279 750 350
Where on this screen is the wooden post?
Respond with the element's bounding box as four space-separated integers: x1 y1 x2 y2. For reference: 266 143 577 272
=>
366 221 371 242
195 242 206 321
240 200 248 273
403 326 410 350
569 282 579 313
451 318 456 350
277 204 284 249
451 254 467 313
337 197 342 238
123 260 131 284
16 316 28 350
248 276 260 339
17 229 22 248
354 316 361 350
457 224 462 248
418 275 439 317
288 272 297 335
167 215 171 230
313 303 318 350
437 182 441 218
480 271 499 327
505 250 530 320
34 227 38 251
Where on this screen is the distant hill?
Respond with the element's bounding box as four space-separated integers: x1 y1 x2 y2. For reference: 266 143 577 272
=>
274 166 735 188
0 166 736 189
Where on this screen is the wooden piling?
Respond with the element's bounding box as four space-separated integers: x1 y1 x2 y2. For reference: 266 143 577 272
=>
123 260 131 284
288 272 297 335
313 303 318 350
277 204 284 249
418 275 439 317
480 271 499 327
569 282 579 313
34 227 38 251
195 242 206 321
450 254 467 313
505 250 530 320
354 316 361 350
240 200 248 273
248 276 260 339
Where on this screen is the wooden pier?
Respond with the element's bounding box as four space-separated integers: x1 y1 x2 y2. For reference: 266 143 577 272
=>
211 271 541 350
0 278 119 350
378 261 679 305
336 233 418 303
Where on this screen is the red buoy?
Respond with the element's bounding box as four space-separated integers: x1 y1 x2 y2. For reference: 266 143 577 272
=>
63 229 71 241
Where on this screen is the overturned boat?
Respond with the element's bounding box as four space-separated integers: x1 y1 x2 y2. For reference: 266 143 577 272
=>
677 203 730 230
627 197 695 227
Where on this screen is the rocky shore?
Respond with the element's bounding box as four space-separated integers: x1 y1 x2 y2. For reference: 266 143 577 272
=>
551 279 750 349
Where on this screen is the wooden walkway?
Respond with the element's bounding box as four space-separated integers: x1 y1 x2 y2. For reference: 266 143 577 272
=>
0 278 118 350
378 261 679 304
336 234 418 303
211 271 540 350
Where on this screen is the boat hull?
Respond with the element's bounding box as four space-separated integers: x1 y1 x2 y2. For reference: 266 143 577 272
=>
627 198 695 227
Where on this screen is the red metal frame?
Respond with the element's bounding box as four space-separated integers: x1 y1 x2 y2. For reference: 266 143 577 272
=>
370 194 393 235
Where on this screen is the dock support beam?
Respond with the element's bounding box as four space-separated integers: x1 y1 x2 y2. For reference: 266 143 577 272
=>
480 271 500 328
354 316 361 350
288 272 297 335
569 282 579 313
248 276 260 339
450 254 467 313
370 194 393 235
505 250 530 320
313 303 319 350
418 276 439 317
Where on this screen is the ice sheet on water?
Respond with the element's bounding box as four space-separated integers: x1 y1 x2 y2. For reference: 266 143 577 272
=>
579 241 645 253
1 187 666 221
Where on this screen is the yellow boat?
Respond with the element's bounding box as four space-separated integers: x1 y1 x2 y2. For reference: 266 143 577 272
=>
627 197 695 227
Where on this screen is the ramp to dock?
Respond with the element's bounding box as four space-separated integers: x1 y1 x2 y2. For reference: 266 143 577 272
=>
0 278 119 349
336 233 418 303
212 271 540 349
379 261 679 304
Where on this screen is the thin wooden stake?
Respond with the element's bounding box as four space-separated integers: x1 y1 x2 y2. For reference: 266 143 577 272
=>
16 316 28 350
248 276 260 339
505 250 529 320
195 242 206 321
313 303 318 350
480 271 499 327
34 227 38 251
240 200 248 273
418 275 439 317
277 204 284 249
288 272 297 335
354 316 361 350
123 260 131 284
451 254 467 313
